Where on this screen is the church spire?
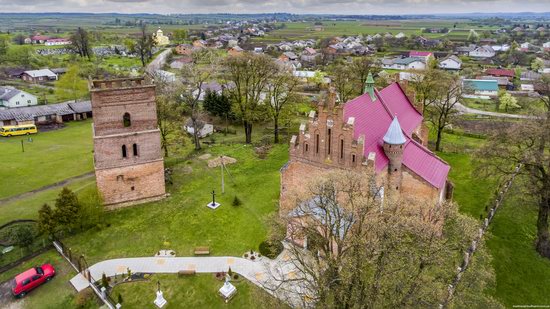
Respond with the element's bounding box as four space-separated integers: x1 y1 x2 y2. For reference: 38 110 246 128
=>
364 72 376 101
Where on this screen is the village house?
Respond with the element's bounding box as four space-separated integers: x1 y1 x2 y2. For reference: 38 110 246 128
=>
409 51 433 62
21 69 58 83
281 76 452 221
469 46 496 58
44 38 71 46
193 40 207 48
462 79 499 97
485 68 515 80
544 42 550 52
439 55 462 70
455 44 476 56
279 52 298 62
30 35 50 44
175 44 193 55
382 57 426 70
228 46 244 56
480 76 512 90
0 101 91 126
0 86 38 109
169 57 193 70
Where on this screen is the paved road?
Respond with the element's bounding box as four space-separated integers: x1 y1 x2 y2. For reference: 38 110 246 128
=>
454 102 540 119
146 48 171 75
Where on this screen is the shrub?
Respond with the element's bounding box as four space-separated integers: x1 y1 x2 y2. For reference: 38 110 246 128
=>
117 293 123 304
228 267 233 277
101 273 109 289
232 196 242 207
74 289 94 308
250 256 256 261
259 240 284 259
233 274 239 280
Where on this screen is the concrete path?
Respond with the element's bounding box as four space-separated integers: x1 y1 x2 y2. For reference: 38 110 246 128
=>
69 247 308 307
0 172 95 205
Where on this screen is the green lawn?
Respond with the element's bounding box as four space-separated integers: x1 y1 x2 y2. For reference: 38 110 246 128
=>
485 191 550 307
63 142 287 265
0 120 93 200
111 274 274 309
0 178 96 226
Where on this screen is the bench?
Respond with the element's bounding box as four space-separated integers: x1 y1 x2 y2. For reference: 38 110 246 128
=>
178 269 196 276
194 246 210 255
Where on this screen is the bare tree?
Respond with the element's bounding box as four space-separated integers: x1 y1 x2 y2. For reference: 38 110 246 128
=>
349 56 379 94
223 52 277 144
263 170 494 308
179 49 216 150
153 75 179 157
426 73 462 151
266 67 299 143
329 62 355 104
409 68 446 111
135 24 156 67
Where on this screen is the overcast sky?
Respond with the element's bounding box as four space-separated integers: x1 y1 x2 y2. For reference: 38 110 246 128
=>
0 0 547 15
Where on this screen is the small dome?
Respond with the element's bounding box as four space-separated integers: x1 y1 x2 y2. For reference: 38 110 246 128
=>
383 116 406 145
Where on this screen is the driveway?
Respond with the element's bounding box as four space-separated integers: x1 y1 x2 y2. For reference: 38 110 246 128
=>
0 279 24 309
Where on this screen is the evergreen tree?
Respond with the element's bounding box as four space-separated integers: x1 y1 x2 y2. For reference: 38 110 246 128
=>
37 203 57 237
54 187 81 232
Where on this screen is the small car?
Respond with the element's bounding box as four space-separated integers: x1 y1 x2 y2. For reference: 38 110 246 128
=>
11 264 55 297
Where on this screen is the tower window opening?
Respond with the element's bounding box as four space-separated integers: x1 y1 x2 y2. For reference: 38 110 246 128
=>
122 145 127 158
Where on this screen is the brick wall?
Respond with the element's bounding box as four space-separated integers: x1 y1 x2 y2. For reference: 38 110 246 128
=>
93 130 162 170
95 160 166 207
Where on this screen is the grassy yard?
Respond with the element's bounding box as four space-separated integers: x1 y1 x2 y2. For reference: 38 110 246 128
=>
0 250 78 308
0 120 93 200
63 142 287 265
111 273 273 309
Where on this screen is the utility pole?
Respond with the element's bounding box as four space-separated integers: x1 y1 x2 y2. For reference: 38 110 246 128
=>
221 155 225 194
21 140 24 152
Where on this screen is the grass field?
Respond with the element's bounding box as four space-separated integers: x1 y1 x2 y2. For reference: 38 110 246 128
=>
110 273 274 309
0 120 93 200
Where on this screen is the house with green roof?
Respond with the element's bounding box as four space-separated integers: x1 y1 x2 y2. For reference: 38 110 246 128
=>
462 79 499 97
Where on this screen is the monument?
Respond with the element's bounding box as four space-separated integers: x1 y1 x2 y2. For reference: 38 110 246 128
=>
218 274 237 303
154 281 167 308
207 190 221 209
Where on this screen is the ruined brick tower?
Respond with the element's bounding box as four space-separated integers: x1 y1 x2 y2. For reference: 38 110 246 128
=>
90 76 166 209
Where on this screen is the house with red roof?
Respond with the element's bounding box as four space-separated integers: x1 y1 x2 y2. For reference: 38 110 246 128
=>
485 68 515 80
409 50 433 62
280 74 452 216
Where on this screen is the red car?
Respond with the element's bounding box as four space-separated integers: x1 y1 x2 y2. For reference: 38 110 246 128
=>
11 264 55 297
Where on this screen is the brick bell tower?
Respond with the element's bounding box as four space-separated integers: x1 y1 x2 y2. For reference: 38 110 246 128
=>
382 116 406 197
90 76 166 209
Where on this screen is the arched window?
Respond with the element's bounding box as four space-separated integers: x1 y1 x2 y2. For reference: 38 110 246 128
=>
123 113 131 127
133 143 138 156
122 145 127 158
304 143 309 154
340 139 344 159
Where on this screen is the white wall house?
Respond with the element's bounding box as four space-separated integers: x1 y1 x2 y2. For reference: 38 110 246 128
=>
0 87 38 109
469 46 496 58
381 57 426 70
439 55 462 70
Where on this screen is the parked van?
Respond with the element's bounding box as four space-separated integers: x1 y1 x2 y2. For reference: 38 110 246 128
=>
0 124 38 137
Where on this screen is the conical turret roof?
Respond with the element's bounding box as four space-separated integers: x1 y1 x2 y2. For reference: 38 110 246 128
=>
383 116 406 145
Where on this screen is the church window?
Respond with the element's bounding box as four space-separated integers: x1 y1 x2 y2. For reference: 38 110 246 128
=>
315 134 320 154
304 143 309 153
340 139 344 159
133 143 138 156
122 145 127 158
131 186 135 191
123 112 131 127
327 129 332 155
352 154 356 164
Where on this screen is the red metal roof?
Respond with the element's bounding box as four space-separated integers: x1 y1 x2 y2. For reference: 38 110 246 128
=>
485 68 515 78
409 50 433 57
343 82 449 189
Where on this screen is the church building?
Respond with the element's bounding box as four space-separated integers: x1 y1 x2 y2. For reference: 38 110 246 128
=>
280 74 452 215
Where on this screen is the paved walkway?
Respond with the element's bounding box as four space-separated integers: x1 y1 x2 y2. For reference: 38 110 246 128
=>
146 48 171 74
69 246 308 307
